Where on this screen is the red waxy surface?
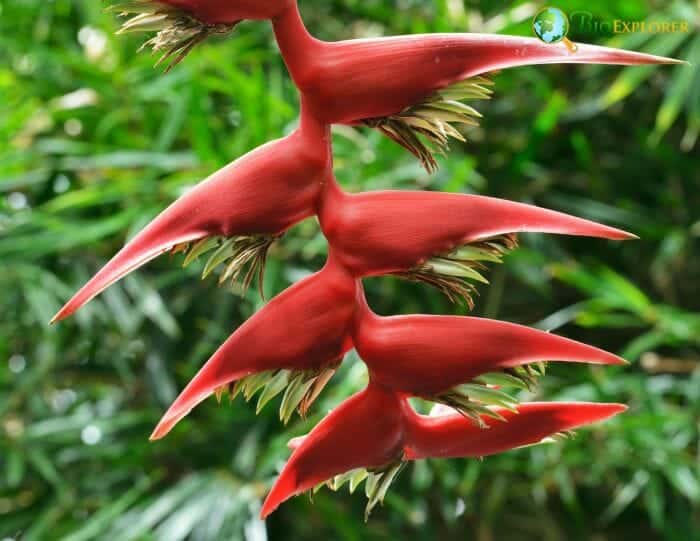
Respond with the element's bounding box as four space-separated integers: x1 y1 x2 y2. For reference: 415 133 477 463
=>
270 4 681 124
404 401 627 460
319 182 635 276
261 384 405 518
261 382 626 518
353 291 625 396
52 127 329 323
150 254 357 440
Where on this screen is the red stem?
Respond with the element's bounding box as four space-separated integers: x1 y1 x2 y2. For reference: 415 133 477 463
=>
272 2 321 89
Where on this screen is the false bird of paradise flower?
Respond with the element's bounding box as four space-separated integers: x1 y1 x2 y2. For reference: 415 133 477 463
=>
42 2 670 522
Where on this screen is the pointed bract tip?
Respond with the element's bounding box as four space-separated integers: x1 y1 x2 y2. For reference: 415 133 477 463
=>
149 409 186 441
50 303 74 325
573 43 684 66
571 213 639 241
557 401 628 425
260 504 274 520
598 403 627 416
602 226 638 241
600 351 629 366
260 470 297 519
640 54 685 65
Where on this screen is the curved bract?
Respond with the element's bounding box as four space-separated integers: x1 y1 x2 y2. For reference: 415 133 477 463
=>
288 33 682 125
270 3 681 169
260 382 626 519
320 180 634 274
352 290 626 398
149 253 357 440
52 121 330 323
402 401 627 460
261 384 405 519
319 176 635 303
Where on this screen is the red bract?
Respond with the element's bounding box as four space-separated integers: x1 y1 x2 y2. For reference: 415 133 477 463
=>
352 290 625 409
262 384 405 518
403 401 627 460
319 177 634 304
149 253 357 440
283 31 681 123
51 117 331 323
271 4 681 170
260 382 625 519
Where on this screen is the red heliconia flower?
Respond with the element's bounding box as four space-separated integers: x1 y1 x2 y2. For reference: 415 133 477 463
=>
352 289 625 422
319 177 635 305
260 382 626 519
110 0 294 70
91 4 673 524
149 253 357 440
51 116 331 323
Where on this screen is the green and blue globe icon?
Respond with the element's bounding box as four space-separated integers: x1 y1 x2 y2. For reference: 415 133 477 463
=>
533 7 570 44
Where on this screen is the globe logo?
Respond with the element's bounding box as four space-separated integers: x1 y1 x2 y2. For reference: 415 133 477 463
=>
533 7 570 44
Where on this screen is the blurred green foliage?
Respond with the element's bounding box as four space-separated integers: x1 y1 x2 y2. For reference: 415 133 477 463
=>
1 0 699 539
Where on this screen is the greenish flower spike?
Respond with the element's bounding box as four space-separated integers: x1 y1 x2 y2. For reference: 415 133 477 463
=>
109 1 236 71
363 76 494 173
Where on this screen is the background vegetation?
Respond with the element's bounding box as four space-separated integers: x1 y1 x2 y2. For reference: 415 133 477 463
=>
1 0 699 539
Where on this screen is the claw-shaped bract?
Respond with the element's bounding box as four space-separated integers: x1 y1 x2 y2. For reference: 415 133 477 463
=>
260 383 626 519
353 290 626 399
149 254 356 440
403 401 626 460
52 121 330 323
270 3 681 169
319 179 635 304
